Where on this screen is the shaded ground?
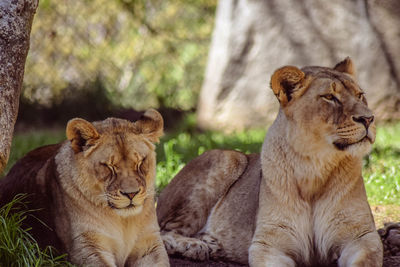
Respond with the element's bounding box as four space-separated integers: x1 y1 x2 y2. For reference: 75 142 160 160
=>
169 255 400 267
170 257 245 267
169 256 400 267
169 223 400 267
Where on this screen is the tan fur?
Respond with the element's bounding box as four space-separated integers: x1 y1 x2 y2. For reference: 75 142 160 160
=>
0 109 169 267
156 59 383 266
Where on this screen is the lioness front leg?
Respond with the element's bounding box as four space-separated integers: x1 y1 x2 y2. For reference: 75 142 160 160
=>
126 235 170 267
128 246 170 267
338 231 383 267
70 232 117 266
249 241 295 267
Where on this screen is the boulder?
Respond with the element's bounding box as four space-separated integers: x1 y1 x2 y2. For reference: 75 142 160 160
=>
198 0 400 130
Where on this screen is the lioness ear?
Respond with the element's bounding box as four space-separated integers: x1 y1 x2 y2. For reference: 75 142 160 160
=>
135 109 164 143
270 66 305 106
66 118 100 153
333 57 355 77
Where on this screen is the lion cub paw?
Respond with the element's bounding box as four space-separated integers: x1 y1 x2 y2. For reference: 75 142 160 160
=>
161 231 209 261
199 233 224 258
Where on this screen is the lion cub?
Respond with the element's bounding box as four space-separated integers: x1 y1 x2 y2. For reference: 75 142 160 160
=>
0 109 169 266
157 58 383 266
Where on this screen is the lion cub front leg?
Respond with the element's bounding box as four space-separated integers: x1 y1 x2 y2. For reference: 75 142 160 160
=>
70 231 117 266
126 234 170 267
338 231 383 267
161 231 221 261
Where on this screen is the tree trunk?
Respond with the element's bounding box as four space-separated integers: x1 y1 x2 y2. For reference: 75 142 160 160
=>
198 0 400 131
0 0 38 174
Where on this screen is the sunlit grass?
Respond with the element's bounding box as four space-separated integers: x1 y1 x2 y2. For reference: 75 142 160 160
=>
4 121 400 204
364 123 400 205
155 128 265 190
1 119 399 263
156 121 400 206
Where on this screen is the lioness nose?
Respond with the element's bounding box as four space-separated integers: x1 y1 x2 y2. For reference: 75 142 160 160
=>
120 189 140 200
352 115 374 129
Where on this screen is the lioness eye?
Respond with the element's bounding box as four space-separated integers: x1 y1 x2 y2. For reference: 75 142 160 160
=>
321 94 336 101
357 93 364 100
137 157 147 176
100 162 114 179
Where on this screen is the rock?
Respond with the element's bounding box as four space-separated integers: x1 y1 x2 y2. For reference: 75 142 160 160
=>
198 0 400 131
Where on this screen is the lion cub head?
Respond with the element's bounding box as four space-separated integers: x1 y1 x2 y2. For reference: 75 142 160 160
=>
270 57 375 159
63 109 163 217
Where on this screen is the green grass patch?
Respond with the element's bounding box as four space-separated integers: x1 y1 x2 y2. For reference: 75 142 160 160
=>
0 194 73 266
364 123 400 205
4 120 400 204
1 119 399 263
155 128 265 190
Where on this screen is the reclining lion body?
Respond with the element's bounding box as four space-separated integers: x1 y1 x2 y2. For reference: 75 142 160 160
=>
0 110 169 266
157 59 383 266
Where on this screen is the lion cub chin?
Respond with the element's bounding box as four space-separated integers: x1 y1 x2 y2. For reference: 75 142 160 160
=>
156 58 383 267
0 109 169 267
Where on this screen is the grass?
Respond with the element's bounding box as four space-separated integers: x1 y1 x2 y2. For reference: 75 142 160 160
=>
155 114 265 190
3 119 400 204
1 117 399 262
0 194 73 266
363 123 400 204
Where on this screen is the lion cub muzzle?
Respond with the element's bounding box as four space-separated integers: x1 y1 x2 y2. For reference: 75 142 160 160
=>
107 176 145 209
120 189 140 200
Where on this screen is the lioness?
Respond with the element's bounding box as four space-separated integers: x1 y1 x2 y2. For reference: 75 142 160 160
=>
157 58 383 266
0 110 169 266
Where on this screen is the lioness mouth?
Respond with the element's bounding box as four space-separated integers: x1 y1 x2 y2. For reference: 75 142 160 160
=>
108 201 136 209
334 135 372 150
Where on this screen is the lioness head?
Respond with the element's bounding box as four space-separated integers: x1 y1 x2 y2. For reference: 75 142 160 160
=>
63 109 163 217
270 57 375 158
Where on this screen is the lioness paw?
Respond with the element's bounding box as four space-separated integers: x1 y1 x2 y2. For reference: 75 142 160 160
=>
181 240 209 261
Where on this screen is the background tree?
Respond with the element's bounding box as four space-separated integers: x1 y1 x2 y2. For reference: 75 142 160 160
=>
198 0 400 131
21 0 215 120
0 0 39 174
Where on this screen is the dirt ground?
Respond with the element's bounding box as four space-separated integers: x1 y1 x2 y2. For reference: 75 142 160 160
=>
169 256 245 267
169 218 400 267
373 205 400 228
169 256 400 267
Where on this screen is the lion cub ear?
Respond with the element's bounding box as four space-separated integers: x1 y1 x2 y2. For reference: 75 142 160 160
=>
134 109 164 143
270 66 305 107
333 57 356 77
66 118 100 153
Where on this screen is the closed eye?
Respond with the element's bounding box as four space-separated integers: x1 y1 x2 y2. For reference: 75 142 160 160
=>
100 162 116 176
137 157 147 176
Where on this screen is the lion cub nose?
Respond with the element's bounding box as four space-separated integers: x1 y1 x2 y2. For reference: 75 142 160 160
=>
120 189 140 200
352 115 374 129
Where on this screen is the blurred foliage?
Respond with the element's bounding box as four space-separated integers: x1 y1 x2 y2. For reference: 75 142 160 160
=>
24 0 216 110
